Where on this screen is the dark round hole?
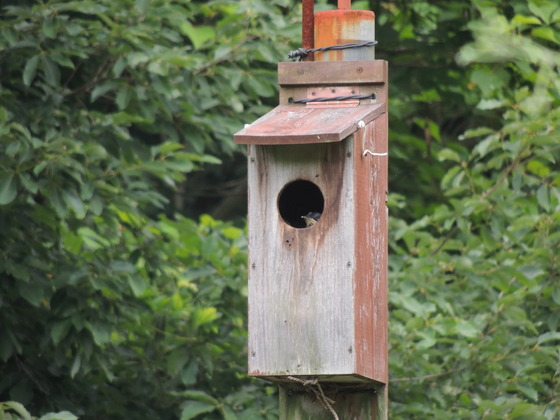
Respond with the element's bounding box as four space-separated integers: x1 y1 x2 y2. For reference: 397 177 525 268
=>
278 180 324 229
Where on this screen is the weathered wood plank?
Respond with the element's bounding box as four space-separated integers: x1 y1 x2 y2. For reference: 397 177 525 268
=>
353 113 388 383
234 103 385 145
278 61 387 86
247 140 356 377
279 385 381 419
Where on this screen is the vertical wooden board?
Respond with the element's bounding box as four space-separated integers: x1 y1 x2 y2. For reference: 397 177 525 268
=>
247 141 356 377
353 115 388 384
279 386 379 420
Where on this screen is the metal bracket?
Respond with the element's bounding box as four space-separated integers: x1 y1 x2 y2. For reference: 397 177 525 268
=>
305 86 360 108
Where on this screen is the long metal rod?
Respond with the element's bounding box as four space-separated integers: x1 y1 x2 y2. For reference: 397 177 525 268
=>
302 0 314 61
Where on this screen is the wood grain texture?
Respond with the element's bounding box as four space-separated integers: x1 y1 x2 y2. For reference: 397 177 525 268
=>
234 103 385 145
278 61 386 86
353 114 388 384
247 141 356 377
279 385 379 419
247 113 388 383
243 56 389 395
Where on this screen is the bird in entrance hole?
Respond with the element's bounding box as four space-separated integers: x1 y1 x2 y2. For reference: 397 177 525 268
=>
301 211 321 227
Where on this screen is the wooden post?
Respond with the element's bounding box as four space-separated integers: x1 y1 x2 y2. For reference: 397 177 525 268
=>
234 2 388 419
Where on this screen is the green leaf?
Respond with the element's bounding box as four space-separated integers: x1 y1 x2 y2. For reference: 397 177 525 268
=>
552 288 560 306
528 0 560 24
437 148 461 162
175 390 219 405
49 53 75 69
91 81 118 102
40 55 61 87
471 67 510 93
518 384 538 402
0 174 17 205
0 332 14 362
18 174 38 194
527 160 551 178
23 55 39 87
180 360 198 386
0 106 8 124
454 320 479 338
17 282 45 307
180 401 216 420
511 14 542 26
180 22 215 49
476 98 505 110
112 57 127 77
222 226 241 240
192 307 219 329
538 331 560 344
48 188 67 218
50 320 72 345
62 189 86 219
116 88 132 110
1 402 31 420
70 353 81 379
39 412 78 420
65 22 83 36
531 27 559 44
88 322 111 346
474 135 500 158
536 184 550 211
42 18 58 39
460 127 495 140
221 406 239 420
127 275 147 297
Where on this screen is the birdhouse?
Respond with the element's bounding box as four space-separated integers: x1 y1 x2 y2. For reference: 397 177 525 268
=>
234 59 388 386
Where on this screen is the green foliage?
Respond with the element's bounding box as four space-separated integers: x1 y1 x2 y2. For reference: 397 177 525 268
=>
0 0 292 418
382 0 560 418
0 401 76 420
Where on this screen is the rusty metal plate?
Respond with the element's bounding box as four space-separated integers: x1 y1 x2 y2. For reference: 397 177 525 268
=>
305 86 360 108
234 102 385 145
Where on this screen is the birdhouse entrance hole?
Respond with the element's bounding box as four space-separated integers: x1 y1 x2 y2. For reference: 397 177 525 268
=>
278 180 324 229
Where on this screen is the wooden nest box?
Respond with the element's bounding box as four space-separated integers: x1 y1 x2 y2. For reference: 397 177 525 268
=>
234 60 388 386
